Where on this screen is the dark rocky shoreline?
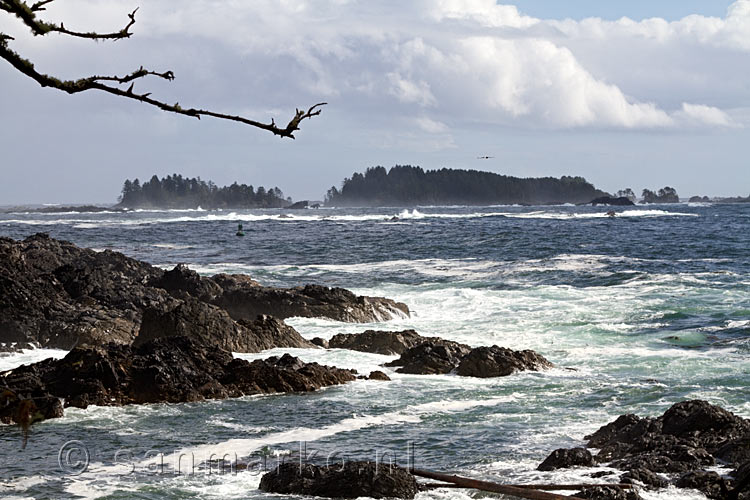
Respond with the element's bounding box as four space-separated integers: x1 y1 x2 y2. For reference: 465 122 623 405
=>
537 400 750 499
0 234 408 351
1 234 747 499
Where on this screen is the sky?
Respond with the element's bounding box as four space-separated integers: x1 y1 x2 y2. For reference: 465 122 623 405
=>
0 0 748 205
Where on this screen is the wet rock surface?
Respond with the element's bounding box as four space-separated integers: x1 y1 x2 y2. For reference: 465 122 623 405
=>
539 400 750 500
328 329 430 355
0 234 407 350
0 336 356 420
385 339 471 374
456 345 553 378
259 461 419 499
537 447 594 471
385 339 552 377
573 485 642 500
211 278 410 323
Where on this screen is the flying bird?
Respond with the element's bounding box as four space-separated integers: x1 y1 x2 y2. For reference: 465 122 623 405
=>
477 156 494 159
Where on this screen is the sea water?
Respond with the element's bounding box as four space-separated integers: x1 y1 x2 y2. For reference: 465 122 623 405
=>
0 203 748 499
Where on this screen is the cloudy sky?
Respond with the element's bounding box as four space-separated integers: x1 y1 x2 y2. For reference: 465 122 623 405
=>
1 0 748 204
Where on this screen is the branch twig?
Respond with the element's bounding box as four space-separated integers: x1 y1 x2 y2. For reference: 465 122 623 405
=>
0 0 325 137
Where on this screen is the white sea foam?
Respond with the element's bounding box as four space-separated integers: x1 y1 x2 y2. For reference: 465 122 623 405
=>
141 396 514 469
0 348 67 372
0 206 699 229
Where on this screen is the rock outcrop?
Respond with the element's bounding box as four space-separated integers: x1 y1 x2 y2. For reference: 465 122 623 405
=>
385 339 552 377
210 277 409 323
0 234 408 350
537 447 594 471
537 400 750 499
328 329 427 355
0 336 356 421
456 346 553 378
385 339 472 375
259 461 419 499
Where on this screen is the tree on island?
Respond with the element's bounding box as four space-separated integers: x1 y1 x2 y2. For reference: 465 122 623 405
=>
642 187 679 203
0 0 324 138
616 188 637 202
119 174 288 209
326 165 608 206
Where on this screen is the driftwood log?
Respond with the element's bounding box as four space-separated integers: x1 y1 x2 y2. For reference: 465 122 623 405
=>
412 468 635 500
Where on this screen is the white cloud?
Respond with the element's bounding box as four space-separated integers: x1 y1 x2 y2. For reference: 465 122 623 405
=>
2 0 747 131
429 0 538 28
415 117 449 133
675 103 738 128
386 72 437 106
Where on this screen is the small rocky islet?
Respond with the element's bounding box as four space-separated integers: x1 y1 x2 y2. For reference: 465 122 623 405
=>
1 234 748 499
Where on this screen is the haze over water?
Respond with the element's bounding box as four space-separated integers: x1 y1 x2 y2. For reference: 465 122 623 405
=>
1 202 748 499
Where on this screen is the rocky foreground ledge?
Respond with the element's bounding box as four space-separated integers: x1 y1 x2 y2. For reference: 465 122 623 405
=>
538 400 750 500
0 335 364 424
0 234 409 351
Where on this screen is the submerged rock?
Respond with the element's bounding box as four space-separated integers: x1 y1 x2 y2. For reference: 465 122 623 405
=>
0 336 356 420
259 461 418 499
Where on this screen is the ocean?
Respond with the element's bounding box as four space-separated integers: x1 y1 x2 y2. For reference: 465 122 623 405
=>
1 203 748 499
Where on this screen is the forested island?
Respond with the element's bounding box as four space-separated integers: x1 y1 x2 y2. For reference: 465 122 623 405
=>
325 165 608 206
118 174 289 209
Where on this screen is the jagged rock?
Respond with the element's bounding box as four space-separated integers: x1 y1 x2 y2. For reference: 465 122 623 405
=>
586 400 750 471
238 315 315 350
731 461 750 499
311 337 329 348
134 296 313 353
539 401 750 498
385 340 551 378
328 330 427 355
0 235 409 349
675 471 728 499
259 461 418 499
211 277 410 323
619 468 669 489
573 486 642 500
149 263 223 302
0 336 356 420
456 346 552 378
716 437 750 465
0 234 165 348
385 340 471 375
367 371 391 381
661 400 745 438
537 447 594 471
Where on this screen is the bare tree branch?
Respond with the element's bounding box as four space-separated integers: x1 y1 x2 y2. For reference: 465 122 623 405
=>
0 0 325 138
